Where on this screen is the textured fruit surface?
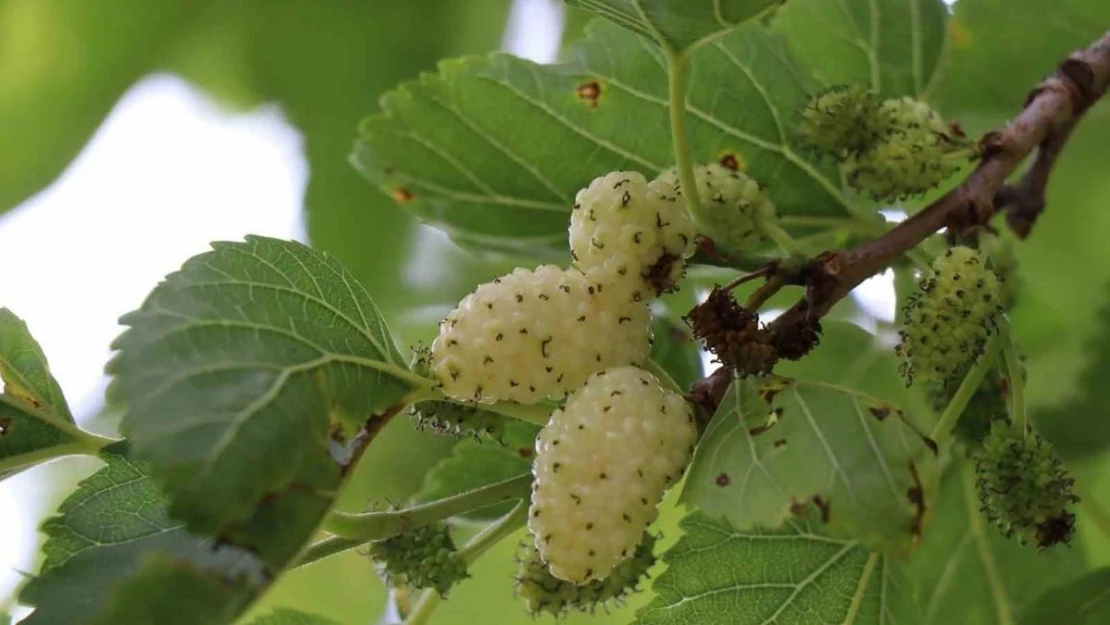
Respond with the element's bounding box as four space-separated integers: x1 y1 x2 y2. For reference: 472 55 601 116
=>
658 163 776 254
528 366 696 582
796 84 878 155
843 97 967 200
569 171 696 294
516 532 656 616
975 422 1078 548
431 265 651 404
897 247 1003 384
367 523 468 596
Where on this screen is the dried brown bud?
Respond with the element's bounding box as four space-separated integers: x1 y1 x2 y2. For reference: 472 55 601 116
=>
772 319 822 361
685 288 777 376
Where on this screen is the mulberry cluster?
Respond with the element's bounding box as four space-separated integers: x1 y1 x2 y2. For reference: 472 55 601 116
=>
426 171 701 598
896 247 1003 384
975 422 1078 548
528 366 696 582
796 86 974 200
367 523 468 596
515 532 656 616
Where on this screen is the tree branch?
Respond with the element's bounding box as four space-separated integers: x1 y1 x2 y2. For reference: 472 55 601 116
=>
693 30 1110 412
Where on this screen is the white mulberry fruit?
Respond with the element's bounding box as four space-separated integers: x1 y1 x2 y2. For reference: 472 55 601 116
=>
569 171 696 295
897 247 1003 384
431 266 651 404
528 366 696 582
658 163 777 254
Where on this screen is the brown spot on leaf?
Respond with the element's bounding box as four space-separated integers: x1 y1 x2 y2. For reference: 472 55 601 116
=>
715 473 730 487
773 438 787 449
789 499 808 518
758 379 790 404
749 407 783 436
812 495 831 524
577 80 602 108
719 153 741 171
518 447 533 459
391 187 413 203
869 405 891 421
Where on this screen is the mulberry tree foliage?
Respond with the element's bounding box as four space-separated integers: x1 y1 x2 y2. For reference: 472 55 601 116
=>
4 1 1110 625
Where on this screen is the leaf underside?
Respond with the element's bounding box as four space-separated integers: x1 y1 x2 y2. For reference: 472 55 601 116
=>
682 375 939 556
634 512 916 625
0 308 80 481
565 0 785 52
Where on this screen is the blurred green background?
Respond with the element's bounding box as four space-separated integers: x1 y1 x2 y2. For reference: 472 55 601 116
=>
2 0 1110 623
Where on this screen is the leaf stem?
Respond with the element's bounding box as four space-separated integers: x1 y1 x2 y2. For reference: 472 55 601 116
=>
457 501 527 565
323 473 532 540
402 590 441 625
754 213 804 257
930 328 1007 446
291 535 364 568
666 50 704 226
1000 324 1026 436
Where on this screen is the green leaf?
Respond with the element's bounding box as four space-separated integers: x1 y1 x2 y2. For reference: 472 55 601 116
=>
634 513 916 625
1033 302 1110 460
88 554 256 625
649 315 704 391
908 462 1085 625
108 235 422 561
771 0 948 98
245 609 342 625
417 419 537 521
19 443 260 625
0 308 71 420
682 375 938 555
353 20 867 258
1020 568 1110 625
563 0 784 53
775 321 934 432
929 0 1110 116
0 309 98 480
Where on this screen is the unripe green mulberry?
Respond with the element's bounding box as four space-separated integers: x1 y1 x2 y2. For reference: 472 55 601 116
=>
844 97 970 200
410 400 509 443
367 523 468 596
529 366 696 583
796 84 878 156
431 265 651 404
515 532 656 616
897 247 1003 384
657 163 777 254
975 422 1078 548
570 171 696 295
